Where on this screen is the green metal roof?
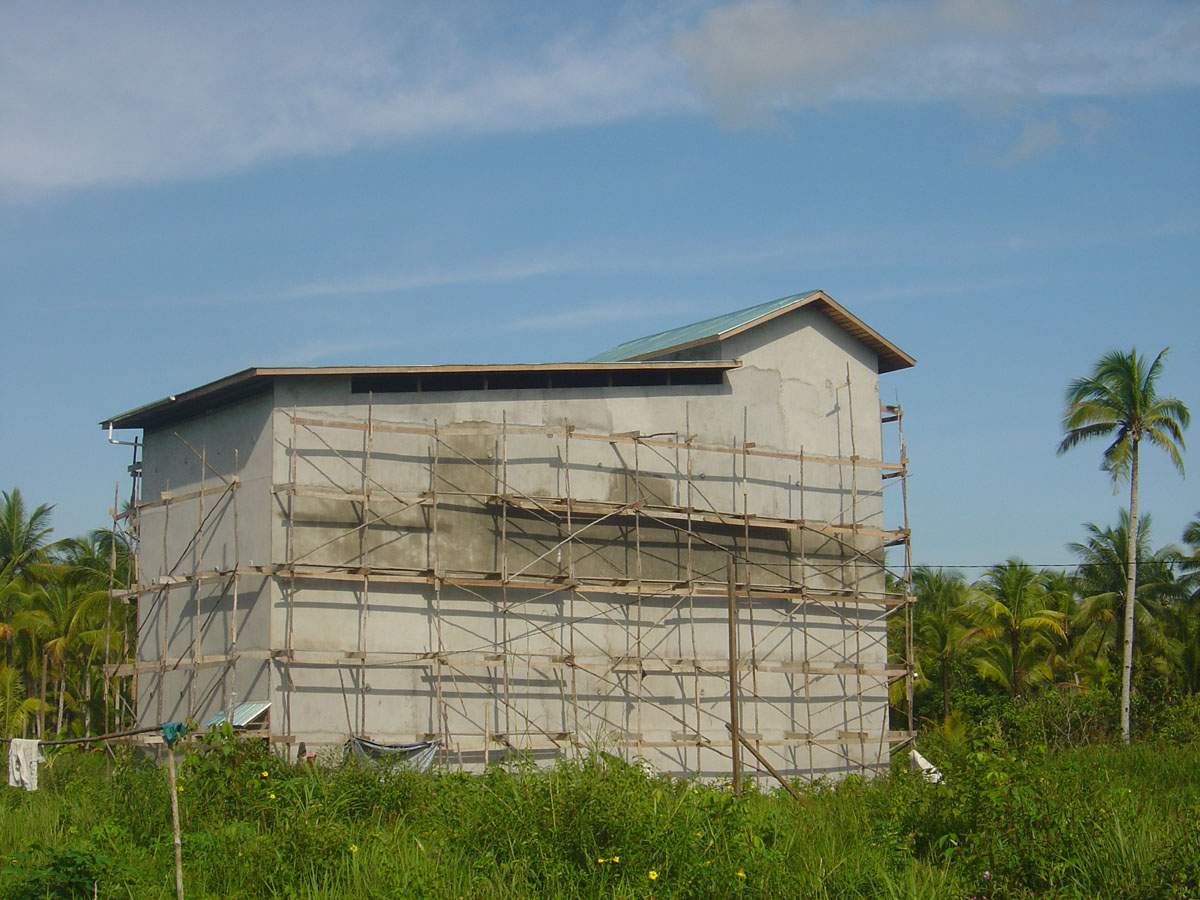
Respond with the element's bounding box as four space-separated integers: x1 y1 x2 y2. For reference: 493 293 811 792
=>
586 290 915 373
587 291 821 363
202 701 271 729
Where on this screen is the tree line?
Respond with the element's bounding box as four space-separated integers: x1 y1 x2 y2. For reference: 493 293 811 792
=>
902 346 1194 739
0 488 132 739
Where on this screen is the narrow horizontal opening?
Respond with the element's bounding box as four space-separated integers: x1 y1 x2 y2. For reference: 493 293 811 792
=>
350 367 726 395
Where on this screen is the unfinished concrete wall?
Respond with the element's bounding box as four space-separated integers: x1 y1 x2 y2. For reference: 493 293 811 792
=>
134 390 275 728
261 308 898 777
122 304 907 778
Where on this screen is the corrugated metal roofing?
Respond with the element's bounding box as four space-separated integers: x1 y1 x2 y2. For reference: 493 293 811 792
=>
586 290 915 373
202 701 271 728
587 291 822 362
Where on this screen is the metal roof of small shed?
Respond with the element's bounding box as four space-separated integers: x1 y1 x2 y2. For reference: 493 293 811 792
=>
587 290 914 373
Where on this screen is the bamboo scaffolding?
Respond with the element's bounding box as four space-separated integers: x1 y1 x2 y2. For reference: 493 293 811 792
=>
119 405 912 778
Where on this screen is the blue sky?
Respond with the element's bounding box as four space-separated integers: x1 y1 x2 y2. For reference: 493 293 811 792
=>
2 0 1198 572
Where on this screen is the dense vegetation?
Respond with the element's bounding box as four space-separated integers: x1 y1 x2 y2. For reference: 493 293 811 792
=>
1 346 1196 897
2 730 1199 899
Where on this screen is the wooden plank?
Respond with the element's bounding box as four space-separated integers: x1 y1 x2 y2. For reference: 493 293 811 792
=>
115 564 908 608
494 494 907 540
137 479 238 513
285 412 902 471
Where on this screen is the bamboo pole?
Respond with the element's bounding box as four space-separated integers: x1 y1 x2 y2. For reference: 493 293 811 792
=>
229 449 240 726
727 557 741 796
166 743 184 900
725 723 803 802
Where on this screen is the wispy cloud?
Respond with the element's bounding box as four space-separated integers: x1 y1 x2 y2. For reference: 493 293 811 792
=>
3 1 1196 196
990 118 1062 166
675 1 1200 120
0 2 692 196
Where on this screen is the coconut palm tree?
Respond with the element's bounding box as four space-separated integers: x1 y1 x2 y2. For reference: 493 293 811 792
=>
1058 348 1190 742
0 663 42 739
962 560 1067 697
0 488 56 585
1181 511 1200 602
911 566 971 719
1069 512 1181 676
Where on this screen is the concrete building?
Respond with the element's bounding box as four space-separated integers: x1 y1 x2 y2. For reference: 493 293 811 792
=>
103 290 915 779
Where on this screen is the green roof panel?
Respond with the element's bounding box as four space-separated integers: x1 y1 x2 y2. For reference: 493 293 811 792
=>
586 291 821 362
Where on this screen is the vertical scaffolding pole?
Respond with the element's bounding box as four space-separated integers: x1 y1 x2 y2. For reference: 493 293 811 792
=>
286 410 297 738
358 394 374 735
897 405 915 737
799 449 814 781
727 557 742 796
158 483 169 724
190 447 205 716
741 409 761 764
845 366 865 772
564 424 579 756
228 450 240 726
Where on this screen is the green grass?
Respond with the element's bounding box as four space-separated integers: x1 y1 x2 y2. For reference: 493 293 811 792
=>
1 738 1197 899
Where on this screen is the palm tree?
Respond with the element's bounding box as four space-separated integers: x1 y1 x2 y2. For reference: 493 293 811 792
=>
0 488 56 585
911 566 971 719
1069 512 1182 676
1058 348 1190 742
1181 511 1200 602
0 663 42 739
962 560 1067 697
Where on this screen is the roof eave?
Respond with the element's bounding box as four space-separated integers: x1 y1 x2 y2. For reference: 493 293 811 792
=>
101 360 744 430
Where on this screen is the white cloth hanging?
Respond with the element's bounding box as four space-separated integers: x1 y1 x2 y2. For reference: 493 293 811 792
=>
7 739 43 791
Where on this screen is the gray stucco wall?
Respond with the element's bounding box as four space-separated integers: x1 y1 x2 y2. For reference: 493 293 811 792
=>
130 304 902 778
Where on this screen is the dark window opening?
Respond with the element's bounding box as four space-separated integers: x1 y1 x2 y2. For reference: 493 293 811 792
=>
351 367 726 395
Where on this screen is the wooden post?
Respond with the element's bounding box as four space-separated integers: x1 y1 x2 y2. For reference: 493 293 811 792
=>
166 744 184 900
727 557 741 797
725 723 803 803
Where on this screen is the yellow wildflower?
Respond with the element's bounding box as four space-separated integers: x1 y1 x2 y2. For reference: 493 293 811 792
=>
648 870 658 881
261 770 269 777
349 844 359 854
737 870 746 879
269 793 276 799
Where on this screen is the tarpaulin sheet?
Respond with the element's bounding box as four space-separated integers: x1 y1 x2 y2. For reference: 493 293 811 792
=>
344 737 439 773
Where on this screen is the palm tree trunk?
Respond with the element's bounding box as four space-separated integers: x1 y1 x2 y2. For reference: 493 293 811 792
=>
84 650 93 736
1121 443 1139 743
942 661 950 719
56 666 66 736
1011 629 1020 697
38 651 47 739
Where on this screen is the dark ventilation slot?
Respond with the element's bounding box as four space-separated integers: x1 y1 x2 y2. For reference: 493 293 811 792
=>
549 370 611 389
351 367 726 395
351 374 421 393
611 369 667 387
420 371 488 392
489 370 552 390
